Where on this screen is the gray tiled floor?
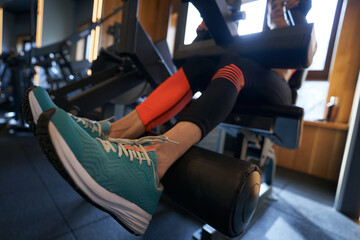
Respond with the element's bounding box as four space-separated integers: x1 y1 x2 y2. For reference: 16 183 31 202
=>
0 132 203 240
1 129 357 240
0 134 70 240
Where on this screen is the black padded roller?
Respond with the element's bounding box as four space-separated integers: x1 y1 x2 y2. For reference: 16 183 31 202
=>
230 23 316 69
161 146 261 238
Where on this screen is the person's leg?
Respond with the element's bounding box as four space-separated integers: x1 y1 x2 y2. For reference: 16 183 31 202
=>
233 57 292 108
155 54 245 179
155 121 201 179
107 109 146 139
109 56 217 139
23 57 216 140
34 54 244 235
177 54 245 138
108 67 193 139
154 55 292 181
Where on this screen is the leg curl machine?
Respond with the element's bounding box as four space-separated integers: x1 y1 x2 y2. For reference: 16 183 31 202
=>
168 1 315 239
44 0 315 239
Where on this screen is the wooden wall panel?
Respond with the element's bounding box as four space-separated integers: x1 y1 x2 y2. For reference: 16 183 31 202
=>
326 130 347 180
326 0 360 124
138 0 172 42
275 146 296 169
293 125 317 173
276 0 359 182
275 121 348 181
310 128 337 179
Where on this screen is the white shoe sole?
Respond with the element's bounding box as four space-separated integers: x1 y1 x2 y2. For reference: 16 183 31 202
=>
29 91 44 124
48 121 151 235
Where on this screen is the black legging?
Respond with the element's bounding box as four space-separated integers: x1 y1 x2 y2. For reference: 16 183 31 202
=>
179 53 292 138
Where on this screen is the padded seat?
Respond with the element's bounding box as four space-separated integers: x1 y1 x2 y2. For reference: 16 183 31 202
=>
220 104 304 149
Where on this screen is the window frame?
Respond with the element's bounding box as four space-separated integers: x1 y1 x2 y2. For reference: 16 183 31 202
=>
306 0 344 80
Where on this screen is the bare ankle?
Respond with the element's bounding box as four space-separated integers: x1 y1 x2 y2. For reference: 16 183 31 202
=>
154 144 172 180
155 122 202 179
108 110 145 139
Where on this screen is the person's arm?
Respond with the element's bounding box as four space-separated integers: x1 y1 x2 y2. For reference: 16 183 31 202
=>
268 0 301 83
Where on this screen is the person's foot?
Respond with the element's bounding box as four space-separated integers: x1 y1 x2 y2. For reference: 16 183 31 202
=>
36 108 173 235
22 86 111 139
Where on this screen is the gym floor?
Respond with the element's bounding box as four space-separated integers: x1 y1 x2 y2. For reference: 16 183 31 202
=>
1 126 359 240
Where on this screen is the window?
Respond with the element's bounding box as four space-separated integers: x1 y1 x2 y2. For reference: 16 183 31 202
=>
184 3 202 45
306 0 343 80
184 0 343 81
237 0 267 36
306 0 338 71
183 0 267 44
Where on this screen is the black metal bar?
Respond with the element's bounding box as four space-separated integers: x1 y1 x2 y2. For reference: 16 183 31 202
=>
118 0 139 53
50 65 120 96
154 39 177 74
334 85 360 220
265 158 275 185
188 0 238 46
132 22 173 87
67 70 144 113
234 132 244 159
29 0 36 77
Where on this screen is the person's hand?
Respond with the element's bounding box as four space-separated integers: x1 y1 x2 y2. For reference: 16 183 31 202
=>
197 21 208 32
267 0 289 29
285 0 300 10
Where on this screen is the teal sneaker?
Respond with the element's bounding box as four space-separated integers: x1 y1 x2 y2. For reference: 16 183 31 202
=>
36 108 175 235
22 86 111 139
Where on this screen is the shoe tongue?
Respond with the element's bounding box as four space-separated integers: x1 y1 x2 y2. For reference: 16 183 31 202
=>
146 149 160 187
141 142 157 162
100 121 111 134
141 141 159 177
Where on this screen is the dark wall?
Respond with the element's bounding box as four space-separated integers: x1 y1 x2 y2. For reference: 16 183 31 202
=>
2 0 92 52
42 0 92 47
15 12 31 37
74 0 93 28
42 0 76 46
3 11 31 52
2 11 16 52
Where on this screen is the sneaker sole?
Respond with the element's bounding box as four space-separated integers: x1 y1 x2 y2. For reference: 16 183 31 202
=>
36 109 151 235
22 86 38 134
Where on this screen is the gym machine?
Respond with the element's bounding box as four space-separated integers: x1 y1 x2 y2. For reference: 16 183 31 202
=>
46 1 176 117
164 0 314 239
0 5 122 129
21 0 315 239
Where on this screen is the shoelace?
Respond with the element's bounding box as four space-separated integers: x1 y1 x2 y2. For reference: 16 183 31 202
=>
69 113 113 138
96 135 178 167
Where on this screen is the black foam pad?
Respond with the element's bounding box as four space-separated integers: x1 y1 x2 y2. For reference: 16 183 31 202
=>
229 23 316 69
162 146 261 238
174 23 317 69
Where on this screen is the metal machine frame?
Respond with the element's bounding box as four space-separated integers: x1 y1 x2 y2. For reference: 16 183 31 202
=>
49 0 176 116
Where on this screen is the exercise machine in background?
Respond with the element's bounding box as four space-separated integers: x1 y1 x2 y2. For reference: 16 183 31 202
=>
165 0 315 239
0 5 122 130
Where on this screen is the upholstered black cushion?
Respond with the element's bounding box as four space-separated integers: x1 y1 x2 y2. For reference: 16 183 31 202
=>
162 146 261 238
